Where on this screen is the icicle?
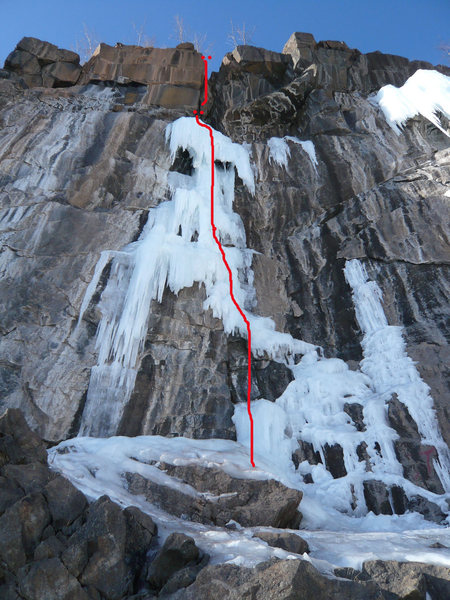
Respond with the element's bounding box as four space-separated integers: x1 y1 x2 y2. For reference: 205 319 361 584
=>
235 259 450 517
75 251 112 330
268 135 318 171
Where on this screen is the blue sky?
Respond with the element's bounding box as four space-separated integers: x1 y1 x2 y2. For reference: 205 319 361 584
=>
1 0 449 73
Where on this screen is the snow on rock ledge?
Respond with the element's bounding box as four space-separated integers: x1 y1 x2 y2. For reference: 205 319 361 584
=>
374 69 450 136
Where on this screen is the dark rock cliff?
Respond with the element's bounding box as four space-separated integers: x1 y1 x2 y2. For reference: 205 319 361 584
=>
0 34 449 510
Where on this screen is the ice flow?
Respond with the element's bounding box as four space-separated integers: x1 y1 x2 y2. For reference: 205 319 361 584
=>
78 117 314 436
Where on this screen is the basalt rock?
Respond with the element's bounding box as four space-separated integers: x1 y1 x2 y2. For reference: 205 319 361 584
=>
78 43 204 110
170 558 395 599
387 393 444 494
146 533 205 592
292 440 322 470
362 479 446 523
282 31 449 92
252 531 310 554
361 560 450 600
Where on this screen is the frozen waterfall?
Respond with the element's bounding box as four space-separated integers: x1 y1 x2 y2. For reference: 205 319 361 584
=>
234 258 449 516
75 115 448 518
77 117 314 437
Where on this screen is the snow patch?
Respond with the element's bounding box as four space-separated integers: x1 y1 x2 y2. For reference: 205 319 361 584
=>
374 69 450 136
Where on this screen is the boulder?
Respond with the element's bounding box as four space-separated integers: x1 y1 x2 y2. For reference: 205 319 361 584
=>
3 37 81 88
43 475 87 529
361 560 450 599
363 479 446 523
123 505 157 555
334 566 365 580
0 408 48 465
252 531 310 554
16 37 79 65
0 410 157 599
41 62 82 87
126 463 302 529
3 462 56 494
61 542 89 579
363 480 393 515
34 535 66 561
170 558 394 599
406 496 446 524
14 493 52 557
343 402 366 431
146 533 203 591
323 443 347 478
0 475 24 514
0 501 27 570
159 565 201 596
4 50 40 75
387 394 444 494
18 557 88 600
69 495 157 599
292 439 322 469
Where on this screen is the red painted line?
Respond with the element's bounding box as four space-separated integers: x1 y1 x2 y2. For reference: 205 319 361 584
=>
194 56 255 468
422 446 436 476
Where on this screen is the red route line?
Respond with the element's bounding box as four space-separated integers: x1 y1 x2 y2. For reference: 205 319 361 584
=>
194 55 255 468
201 57 208 105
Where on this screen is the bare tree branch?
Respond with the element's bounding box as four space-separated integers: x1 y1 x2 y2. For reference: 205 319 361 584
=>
172 15 211 54
439 41 450 65
74 23 100 63
132 21 155 47
173 15 187 43
228 19 255 48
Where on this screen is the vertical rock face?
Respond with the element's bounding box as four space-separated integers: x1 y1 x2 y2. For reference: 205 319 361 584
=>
1 34 449 517
79 42 205 110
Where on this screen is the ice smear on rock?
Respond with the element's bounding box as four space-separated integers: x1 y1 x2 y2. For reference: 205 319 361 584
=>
78 116 315 436
268 136 318 170
374 69 450 136
74 114 448 525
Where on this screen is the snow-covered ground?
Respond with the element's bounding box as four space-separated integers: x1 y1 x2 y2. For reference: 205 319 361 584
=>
49 434 450 573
